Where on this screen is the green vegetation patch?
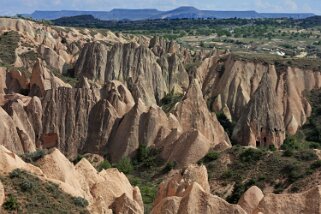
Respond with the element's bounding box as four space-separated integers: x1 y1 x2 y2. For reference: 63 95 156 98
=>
1 169 89 213
160 92 184 113
203 145 321 203
0 31 20 66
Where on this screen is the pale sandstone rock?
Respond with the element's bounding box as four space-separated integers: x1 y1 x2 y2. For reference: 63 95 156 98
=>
3 99 37 153
36 148 91 199
82 153 105 168
254 185 321 214
38 45 66 73
30 60 71 97
110 193 144 214
0 181 4 208
153 165 210 207
0 107 24 154
232 73 286 148
108 99 181 162
197 53 321 147
238 186 264 214
84 99 120 154
0 145 43 175
174 79 231 149
152 182 246 214
166 130 211 167
108 99 148 162
75 41 189 106
42 88 99 158
0 145 144 214
0 67 7 94
152 164 246 214
103 80 135 117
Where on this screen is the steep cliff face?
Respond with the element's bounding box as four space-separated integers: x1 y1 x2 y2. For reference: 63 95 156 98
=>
0 95 42 154
197 54 321 147
41 88 99 158
30 60 71 96
174 79 231 149
75 41 190 106
232 73 286 148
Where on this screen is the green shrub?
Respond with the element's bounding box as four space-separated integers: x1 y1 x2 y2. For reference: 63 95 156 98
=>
20 179 34 192
295 150 318 161
162 161 176 174
268 144 277 151
311 160 321 169
73 154 84 164
227 179 256 204
239 148 263 163
3 194 19 211
160 92 183 113
97 160 112 172
281 163 305 182
134 145 161 168
73 197 89 208
9 169 23 179
199 151 220 163
283 149 294 157
221 170 234 179
281 135 300 151
116 157 134 174
216 113 235 138
21 150 46 163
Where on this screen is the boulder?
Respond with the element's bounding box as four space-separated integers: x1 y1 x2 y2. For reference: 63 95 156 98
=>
238 186 264 214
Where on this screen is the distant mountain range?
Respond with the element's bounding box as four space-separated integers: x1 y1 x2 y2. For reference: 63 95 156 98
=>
21 6 315 20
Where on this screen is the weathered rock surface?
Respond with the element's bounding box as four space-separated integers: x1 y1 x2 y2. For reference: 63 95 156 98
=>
42 88 99 158
254 185 321 214
0 145 42 175
153 164 210 206
0 181 4 208
232 73 286 148
165 130 211 167
197 53 321 147
174 79 231 149
3 99 37 153
75 41 190 106
30 60 71 96
0 145 144 214
152 164 246 214
102 80 135 117
238 186 264 214
0 67 7 94
83 99 120 154
0 107 24 154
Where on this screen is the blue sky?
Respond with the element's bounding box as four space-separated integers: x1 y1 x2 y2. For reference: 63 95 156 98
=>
0 0 320 15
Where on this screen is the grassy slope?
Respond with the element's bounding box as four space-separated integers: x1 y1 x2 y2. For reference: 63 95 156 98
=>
202 146 321 203
0 169 89 214
0 31 20 66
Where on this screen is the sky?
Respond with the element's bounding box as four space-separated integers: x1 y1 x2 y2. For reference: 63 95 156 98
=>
0 0 320 15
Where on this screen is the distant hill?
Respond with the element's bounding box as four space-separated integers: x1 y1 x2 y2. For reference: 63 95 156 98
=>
21 7 315 21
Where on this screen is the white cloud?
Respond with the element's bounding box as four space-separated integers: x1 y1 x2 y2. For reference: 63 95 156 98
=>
284 0 298 11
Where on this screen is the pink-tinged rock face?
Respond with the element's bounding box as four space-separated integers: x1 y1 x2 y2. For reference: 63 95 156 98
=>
174 79 231 150
152 165 246 214
197 54 321 148
41 133 58 149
